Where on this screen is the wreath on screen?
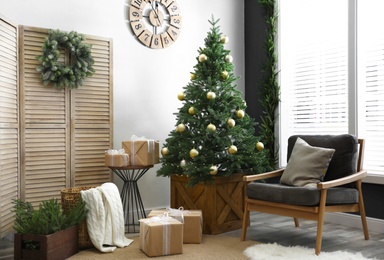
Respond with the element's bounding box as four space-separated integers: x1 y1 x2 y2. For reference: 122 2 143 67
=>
36 29 95 89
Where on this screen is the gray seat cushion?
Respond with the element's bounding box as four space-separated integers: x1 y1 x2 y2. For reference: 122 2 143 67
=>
247 182 359 206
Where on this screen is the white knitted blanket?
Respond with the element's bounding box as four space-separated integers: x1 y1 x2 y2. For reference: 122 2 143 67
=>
80 182 133 252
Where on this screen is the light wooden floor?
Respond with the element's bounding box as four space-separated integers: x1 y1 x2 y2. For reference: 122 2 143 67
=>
1 212 383 259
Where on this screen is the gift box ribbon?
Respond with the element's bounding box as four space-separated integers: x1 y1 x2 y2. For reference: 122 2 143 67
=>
130 135 157 165
106 149 128 166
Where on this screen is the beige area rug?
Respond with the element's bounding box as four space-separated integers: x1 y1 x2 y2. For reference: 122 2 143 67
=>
67 235 257 260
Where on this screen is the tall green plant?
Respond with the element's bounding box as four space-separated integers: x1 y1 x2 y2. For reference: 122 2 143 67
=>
258 0 280 168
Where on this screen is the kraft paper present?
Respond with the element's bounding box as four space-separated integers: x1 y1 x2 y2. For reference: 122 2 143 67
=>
139 216 183 257
104 149 129 167
122 139 159 166
148 208 203 244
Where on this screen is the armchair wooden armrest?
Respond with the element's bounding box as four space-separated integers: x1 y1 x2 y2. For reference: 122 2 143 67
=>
243 169 285 182
317 170 367 189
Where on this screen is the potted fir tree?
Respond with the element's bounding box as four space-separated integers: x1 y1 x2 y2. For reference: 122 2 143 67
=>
13 198 86 260
157 17 271 234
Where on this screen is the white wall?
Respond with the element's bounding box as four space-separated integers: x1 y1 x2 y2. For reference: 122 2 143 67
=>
0 0 244 210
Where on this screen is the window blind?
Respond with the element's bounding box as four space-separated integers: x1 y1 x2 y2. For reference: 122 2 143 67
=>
358 0 384 176
280 0 349 164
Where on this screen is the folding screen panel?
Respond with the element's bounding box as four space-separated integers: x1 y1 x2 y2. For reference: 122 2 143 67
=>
0 16 19 238
18 26 113 206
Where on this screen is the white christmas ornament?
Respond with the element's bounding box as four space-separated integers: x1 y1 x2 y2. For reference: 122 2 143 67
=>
180 159 186 167
225 54 233 63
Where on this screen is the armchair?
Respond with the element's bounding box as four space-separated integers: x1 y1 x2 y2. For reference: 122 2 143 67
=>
241 134 369 255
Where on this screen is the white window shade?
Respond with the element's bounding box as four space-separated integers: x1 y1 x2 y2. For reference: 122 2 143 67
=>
358 0 384 177
280 0 349 165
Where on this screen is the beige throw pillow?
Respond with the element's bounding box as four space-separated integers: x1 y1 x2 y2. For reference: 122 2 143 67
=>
280 137 335 187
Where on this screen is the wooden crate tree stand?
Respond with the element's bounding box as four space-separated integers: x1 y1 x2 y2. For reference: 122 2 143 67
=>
171 173 245 235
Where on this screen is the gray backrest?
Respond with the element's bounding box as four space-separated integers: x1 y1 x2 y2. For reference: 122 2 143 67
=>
287 134 358 181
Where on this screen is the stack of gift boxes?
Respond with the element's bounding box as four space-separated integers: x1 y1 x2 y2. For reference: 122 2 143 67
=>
140 208 203 257
104 137 203 257
105 136 160 167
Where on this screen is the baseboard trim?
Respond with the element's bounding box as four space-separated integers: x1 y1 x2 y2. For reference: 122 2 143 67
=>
325 212 384 233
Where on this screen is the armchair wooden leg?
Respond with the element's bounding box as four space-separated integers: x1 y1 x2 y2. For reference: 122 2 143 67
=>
357 180 369 240
293 217 300 227
315 189 327 255
241 201 250 241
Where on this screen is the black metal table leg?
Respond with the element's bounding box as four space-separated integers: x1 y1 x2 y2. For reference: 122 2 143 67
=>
110 165 153 233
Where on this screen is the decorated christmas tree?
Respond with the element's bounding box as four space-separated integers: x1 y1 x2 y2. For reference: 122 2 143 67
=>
157 17 271 186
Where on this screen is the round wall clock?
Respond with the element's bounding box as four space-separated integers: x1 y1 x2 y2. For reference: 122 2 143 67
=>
128 0 182 49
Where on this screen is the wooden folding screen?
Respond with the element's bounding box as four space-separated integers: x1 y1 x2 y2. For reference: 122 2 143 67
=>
18 26 113 206
0 16 19 238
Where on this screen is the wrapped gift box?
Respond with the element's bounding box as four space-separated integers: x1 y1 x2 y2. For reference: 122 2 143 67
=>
122 138 159 166
105 149 129 167
148 208 203 244
139 216 183 257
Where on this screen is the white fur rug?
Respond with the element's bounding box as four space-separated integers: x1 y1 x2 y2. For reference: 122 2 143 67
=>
244 243 375 260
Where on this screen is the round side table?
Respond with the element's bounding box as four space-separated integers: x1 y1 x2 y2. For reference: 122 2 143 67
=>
109 165 153 233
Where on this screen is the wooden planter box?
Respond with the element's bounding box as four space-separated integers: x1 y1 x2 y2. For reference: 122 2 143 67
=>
14 225 78 260
171 173 245 235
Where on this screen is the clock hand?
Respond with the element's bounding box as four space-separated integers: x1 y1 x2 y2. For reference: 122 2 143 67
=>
148 0 162 26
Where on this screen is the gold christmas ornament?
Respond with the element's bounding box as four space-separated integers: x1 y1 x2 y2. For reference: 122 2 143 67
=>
236 109 245 119
256 141 264 151
228 145 238 155
177 92 186 101
206 91 216 100
221 70 229 79
189 148 199 158
207 123 216 132
198 54 208 62
225 54 233 63
220 35 229 44
188 107 196 115
176 123 186 132
161 147 170 156
190 73 196 80
209 165 218 175
227 118 236 128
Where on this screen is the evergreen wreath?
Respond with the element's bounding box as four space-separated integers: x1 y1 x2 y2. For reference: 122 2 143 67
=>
36 29 95 89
